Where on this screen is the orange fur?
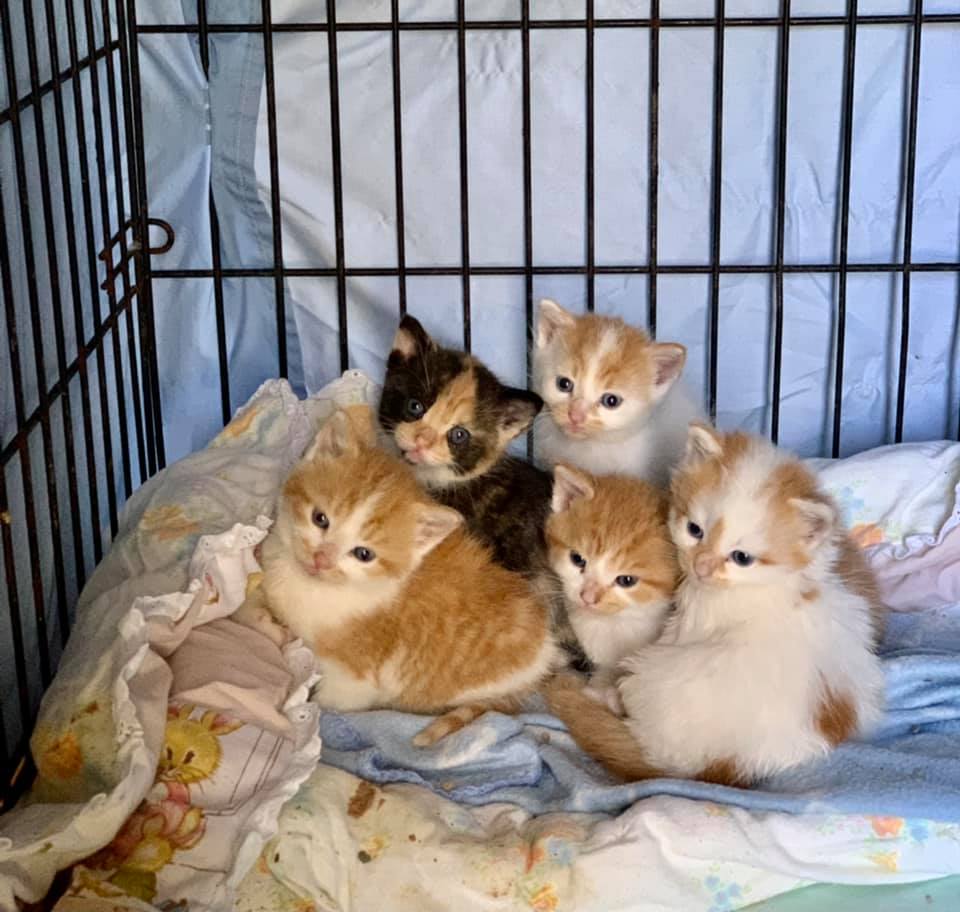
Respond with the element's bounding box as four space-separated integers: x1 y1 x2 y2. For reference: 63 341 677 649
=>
816 683 858 746
834 533 887 643
265 410 555 740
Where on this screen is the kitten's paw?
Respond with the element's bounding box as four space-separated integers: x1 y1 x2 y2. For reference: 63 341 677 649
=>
232 597 288 648
583 684 625 716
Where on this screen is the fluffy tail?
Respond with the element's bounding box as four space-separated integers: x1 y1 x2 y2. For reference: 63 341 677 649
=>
544 676 663 782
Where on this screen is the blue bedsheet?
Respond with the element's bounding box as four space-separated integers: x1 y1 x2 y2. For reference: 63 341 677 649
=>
317 603 960 821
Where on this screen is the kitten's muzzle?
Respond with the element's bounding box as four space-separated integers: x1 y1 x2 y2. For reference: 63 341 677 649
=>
310 544 338 573
694 553 722 580
579 580 607 610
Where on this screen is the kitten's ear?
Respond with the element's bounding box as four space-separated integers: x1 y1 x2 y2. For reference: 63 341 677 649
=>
536 298 576 348
413 504 463 558
683 421 723 466
304 409 365 461
551 464 595 513
497 388 543 442
789 497 835 550
650 342 687 401
391 315 436 360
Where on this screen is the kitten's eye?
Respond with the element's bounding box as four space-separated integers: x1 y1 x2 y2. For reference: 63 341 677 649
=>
730 550 754 568
183 750 195 765
556 376 574 393
166 747 173 762
569 551 586 570
686 521 704 540
615 575 637 588
352 546 376 563
312 510 329 529
405 398 425 420
600 393 622 409
448 426 471 446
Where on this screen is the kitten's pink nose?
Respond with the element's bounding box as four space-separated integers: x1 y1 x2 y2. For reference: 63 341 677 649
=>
580 581 604 607
568 398 589 427
694 553 720 580
313 545 337 571
414 428 437 448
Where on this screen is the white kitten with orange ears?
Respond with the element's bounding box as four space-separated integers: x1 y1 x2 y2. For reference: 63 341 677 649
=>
533 298 703 486
547 424 886 786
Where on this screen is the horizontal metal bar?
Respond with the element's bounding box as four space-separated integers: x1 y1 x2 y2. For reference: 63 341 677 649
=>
0 281 143 469
0 41 121 126
150 261 960 279
133 13 960 34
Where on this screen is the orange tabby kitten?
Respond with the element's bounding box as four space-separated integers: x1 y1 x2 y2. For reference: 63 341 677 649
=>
257 407 557 746
546 465 677 699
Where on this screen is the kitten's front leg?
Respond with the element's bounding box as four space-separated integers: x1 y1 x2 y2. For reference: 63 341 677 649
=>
309 658 383 712
583 668 625 716
232 580 290 648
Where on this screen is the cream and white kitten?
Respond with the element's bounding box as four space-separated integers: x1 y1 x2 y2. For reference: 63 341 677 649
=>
548 424 886 785
533 298 702 486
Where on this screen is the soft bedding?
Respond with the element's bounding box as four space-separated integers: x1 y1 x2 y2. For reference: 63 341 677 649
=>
1 372 959 912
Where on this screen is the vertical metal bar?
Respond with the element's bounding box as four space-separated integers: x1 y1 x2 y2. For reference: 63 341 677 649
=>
647 0 660 336
522 0 534 459
456 0 471 350
895 1 923 443
124 0 166 470
63 0 106 561
585 0 595 312
29 0 88 625
261 0 287 377
325 0 348 371
708 0 725 421
833 0 858 458
197 0 232 423
0 188 45 719
2 0 63 680
390 0 407 316
110 0 149 482
80 0 130 524
96 0 139 499
770 0 791 444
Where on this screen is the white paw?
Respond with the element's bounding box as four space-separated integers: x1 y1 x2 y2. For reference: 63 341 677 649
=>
583 684 625 716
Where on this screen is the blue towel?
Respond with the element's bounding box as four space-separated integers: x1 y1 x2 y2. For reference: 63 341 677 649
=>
317 604 960 821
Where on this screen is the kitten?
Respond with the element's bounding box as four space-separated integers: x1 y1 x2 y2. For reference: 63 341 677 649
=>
378 314 589 670
547 424 885 785
257 406 557 746
546 464 676 691
533 298 703 486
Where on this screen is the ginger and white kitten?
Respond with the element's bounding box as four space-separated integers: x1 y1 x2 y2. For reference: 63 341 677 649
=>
257 406 556 746
548 424 885 785
546 464 676 685
533 298 702 486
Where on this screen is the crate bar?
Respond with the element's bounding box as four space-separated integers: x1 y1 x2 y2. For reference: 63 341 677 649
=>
895 2 924 443
522 0 534 459
151 261 960 280
770 0 791 444
833 0 858 458
647 3 661 337
30 0 90 622
81 0 133 517
197 0 232 424
585 0 595 312
111 0 152 480
1 0 63 684
134 13 960 34
707 0 725 420
325 0 349 371
260 0 288 378
0 41 119 127
390 0 407 316
456 0 471 350
0 169 40 737
97 0 145 495
122 0 165 471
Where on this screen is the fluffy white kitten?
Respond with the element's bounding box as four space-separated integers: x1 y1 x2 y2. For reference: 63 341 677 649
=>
533 298 703 487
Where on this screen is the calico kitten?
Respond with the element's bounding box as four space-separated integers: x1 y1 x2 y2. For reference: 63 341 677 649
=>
257 407 556 746
378 314 589 670
547 465 676 686
547 424 885 785
533 298 702 486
